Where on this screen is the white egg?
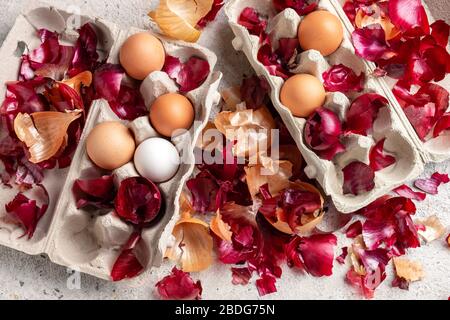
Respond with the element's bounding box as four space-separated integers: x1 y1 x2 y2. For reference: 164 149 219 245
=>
134 138 180 183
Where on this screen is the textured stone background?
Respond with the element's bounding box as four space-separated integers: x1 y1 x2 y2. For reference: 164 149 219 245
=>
0 0 448 300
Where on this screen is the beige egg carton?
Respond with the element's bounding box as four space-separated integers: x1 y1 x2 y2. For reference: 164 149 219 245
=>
225 0 449 213
0 6 222 280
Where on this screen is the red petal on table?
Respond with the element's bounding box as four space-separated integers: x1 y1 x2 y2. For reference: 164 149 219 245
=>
111 233 144 281
305 108 346 161
156 267 203 300
352 25 395 61
394 185 426 201
256 274 277 296
238 7 268 42
430 20 450 48
197 0 225 28
346 221 363 239
336 247 348 265
370 139 396 171
343 162 376 196
108 85 148 121
345 93 389 136
392 276 410 290
114 177 162 225
68 23 99 77
414 173 450 195
286 234 337 277
72 175 116 209
322 64 365 93
272 0 318 16
5 184 49 239
163 55 210 93
388 0 430 37
231 267 253 286
433 114 450 138
406 43 450 84
362 197 420 254
346 268 376 299
240 75 270 109
93 64 124 102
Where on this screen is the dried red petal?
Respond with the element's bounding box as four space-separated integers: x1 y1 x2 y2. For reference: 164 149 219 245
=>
392 276 410 290
272 0 318 16
197 0 225 28
286 234 337 277
111 233 144 281
5 185 49 239
430 20 450 48
336 247 348 264
1 80 49 118
231 267 253 286
108 85 148 121
187 171 220 213
345 93 389 136
114 177 162 225
370 139 396 171
343 162 376 196
305 108 346 161
394 185 426 201
352 25 395 61
433 114 450 138
346 221 363 239
346 268 376 299
238 7 268 42
25 29 75 81
256 274 277 296
257 43 290 79
414 173 450 195
72 175 116 209
93 64 124 102
446 234 450 247
322 64 365 93
240 75 270 109
276 38 299 64
343 1 357 24
388 0 430 37
163 55 210 93
68 24 99 77
156 267 203 300
362 197 420 255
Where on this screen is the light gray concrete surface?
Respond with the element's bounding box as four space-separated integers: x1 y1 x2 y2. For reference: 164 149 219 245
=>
0 0 449 300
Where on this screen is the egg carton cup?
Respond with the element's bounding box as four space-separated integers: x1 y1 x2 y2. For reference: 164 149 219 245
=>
0 6 222 281
224 0 449 213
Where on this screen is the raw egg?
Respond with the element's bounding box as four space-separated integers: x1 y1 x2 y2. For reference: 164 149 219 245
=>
134 138 180 183
150 93 195 138
86 122 136 170
298 11 344 57
280 74 326 118
119 32 166 80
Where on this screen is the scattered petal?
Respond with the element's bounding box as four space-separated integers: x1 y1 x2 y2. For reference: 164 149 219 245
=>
394 185 426 201
352 25 395 61
322 64 365 93
393 257 424 283
156 267 203 300
72 175 116 209
414 173 450 195
388 0 430 37
346 221 363 239
415 215 446 243
111 232 145 281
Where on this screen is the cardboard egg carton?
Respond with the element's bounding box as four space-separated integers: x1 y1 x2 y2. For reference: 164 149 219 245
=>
0 6 222 280
225 0 449 213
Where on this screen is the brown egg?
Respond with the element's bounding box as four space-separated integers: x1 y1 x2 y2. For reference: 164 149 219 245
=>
298 11 344 57
150 93 195 137
280 74 326 118
86 122 136 170
119 32 165 80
